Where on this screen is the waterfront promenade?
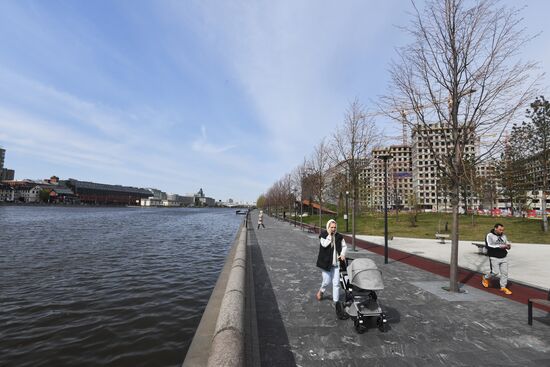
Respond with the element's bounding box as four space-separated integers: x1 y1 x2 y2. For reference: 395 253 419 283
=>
249 213 550 366
356 235 550 291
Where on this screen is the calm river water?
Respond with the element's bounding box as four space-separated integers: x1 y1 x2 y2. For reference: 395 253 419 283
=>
0 206 243 367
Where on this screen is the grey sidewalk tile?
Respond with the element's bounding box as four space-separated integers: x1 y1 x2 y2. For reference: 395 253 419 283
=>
249 213 550 366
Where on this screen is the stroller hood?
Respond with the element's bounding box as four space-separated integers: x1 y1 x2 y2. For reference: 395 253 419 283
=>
347 258 384 290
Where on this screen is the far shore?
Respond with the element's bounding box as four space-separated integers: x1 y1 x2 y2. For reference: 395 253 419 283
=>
0 202 250 209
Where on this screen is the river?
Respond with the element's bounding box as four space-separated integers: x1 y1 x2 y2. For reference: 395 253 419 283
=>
0 206 243 366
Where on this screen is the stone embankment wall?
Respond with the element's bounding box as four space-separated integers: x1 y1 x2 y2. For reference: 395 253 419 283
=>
183 216 248 367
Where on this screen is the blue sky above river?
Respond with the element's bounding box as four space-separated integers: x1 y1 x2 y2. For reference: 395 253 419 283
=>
0 0 549 203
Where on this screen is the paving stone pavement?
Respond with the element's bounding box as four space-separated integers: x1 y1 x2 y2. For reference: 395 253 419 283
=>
249 212 550 367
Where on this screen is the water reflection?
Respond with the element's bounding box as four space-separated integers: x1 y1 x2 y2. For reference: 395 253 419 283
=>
0 206 242 367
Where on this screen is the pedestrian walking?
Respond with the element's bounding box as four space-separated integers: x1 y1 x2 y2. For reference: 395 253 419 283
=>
315 219 347 303
482 223 512 295
257 210 265 229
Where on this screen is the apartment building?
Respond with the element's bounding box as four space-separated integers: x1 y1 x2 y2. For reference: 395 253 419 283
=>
410 123 479 211
0 147 4 172
358 123 481 212
498 153 550 213
0 147 16 181
362 146 413 210
352 122 550 214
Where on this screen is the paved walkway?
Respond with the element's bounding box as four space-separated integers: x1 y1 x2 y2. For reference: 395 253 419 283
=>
355 235 550 291
249 213 550 366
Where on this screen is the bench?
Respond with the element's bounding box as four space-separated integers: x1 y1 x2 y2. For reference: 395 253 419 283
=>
471 241 487 255
435 233 450 244
528 298 550 325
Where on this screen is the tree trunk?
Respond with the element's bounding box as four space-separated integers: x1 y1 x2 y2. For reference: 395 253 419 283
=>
449 183 460 292
352 186 357 252
318 196 323 229
542 191 548 232
396 197 400 222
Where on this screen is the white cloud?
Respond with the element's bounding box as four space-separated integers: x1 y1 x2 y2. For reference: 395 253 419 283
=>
0 69 266 200
164 1 403 173
3 0 549 203
192 125 236 154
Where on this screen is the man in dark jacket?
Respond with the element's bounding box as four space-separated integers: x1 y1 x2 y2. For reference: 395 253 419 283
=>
482 223 512 295
316 219 347 302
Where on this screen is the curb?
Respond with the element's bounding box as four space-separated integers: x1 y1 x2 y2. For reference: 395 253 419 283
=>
206 226 247 367
347 235 550 312
182 220 247 367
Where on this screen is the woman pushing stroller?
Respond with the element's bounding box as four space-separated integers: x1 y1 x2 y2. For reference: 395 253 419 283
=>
315 219 347 303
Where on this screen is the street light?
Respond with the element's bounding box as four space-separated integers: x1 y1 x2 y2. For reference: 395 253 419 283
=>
345 191 349 232
300 193 304 230
379 154 392 264
292 187 297 227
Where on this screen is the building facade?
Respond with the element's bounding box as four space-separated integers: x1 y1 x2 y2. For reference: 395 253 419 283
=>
0 183 14 202
0 147 4 172
164 193 194 206
1 169 15 181
14 184 41 203
410 123 479 211
0 147 15 181
350 123 550 215
364 146 414 211
357 123 481 212
497 152 550 213
65 179 151 205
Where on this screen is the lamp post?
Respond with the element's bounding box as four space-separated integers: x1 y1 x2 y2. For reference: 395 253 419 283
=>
379 154 392 264
345 191 349 232
435 171 439 213
300 194 304 230
292 187 297 227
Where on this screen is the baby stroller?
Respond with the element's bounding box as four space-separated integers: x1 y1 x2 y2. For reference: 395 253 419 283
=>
335 258 388 334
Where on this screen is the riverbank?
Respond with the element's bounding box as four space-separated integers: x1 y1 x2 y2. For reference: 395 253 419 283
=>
0 202 248 209
182 219 248 367
185 211 550 365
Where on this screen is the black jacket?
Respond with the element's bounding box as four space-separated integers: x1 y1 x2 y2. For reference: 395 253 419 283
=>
316 229 343 271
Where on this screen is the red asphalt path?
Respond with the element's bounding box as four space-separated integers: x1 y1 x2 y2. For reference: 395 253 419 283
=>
344 235 550 313
291 220 549 313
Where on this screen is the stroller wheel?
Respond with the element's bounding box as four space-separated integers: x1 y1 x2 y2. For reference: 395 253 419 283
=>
355 324 367 334
354 318 367 334
377 315 388 332
335 301 350 320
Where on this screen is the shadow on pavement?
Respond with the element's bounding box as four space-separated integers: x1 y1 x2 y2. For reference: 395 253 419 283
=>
533 315 550 326
248 229 297 367
383 305 401 327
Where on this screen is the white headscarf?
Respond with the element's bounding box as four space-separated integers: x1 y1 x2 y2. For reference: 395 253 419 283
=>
326 219 337 232
326 219 337 247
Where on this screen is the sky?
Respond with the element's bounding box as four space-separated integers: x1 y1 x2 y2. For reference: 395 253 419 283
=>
0 0 549 203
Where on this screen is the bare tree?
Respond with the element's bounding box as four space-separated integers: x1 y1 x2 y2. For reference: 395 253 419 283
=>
309 139 331 229
280 173 293 220
266 178 287 219
510 96 550 231
331 100 379 251
382 0 538 292
265 186 275 216
291 158 310 228
256 194 266 209
498 139 526 217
